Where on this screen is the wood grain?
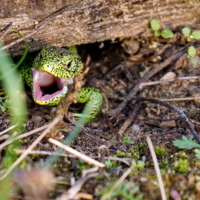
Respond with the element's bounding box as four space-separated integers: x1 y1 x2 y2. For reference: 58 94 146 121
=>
1 0 200 55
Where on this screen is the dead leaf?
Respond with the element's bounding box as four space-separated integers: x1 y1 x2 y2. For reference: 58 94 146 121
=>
160 120 176 128
14 168 55 200
160 72 176 80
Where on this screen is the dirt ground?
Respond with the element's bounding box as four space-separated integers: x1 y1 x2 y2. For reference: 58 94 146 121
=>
1 35 200 199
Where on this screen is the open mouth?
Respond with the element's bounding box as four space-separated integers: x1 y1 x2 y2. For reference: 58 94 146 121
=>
32 67 73 104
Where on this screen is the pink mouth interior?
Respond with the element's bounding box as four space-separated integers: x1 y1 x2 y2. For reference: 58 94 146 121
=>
32 68 72 102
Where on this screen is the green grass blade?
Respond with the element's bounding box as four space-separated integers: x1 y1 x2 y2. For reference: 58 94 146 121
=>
0 43 27 198
10 29 29 68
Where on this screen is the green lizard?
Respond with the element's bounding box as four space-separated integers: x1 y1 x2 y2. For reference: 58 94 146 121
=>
20 46 103 122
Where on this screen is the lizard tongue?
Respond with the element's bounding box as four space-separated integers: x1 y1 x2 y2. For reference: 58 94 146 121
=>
38 71 55 87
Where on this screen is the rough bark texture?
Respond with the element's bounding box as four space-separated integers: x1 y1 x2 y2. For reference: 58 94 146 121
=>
1 0 200 55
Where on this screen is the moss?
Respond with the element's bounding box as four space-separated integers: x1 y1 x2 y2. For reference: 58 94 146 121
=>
174 159 189 173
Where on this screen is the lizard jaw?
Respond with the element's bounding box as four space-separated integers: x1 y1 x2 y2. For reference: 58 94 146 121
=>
32 67 73 105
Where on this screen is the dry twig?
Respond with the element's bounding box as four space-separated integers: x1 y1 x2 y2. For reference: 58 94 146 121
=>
139 75 200 87
0 124 48 151
82 130 105 145
108 48 187 117
14 149 75 158
57 172 99 200
0 134 9 141
118 102 142 135
15 149 132 165
0 124 17 136
49 138 105 168
160 97 196 102
0 23 13 40
133 97 200 143
0 116 61 180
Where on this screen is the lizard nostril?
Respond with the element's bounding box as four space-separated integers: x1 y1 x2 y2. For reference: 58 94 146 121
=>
66 62 71 68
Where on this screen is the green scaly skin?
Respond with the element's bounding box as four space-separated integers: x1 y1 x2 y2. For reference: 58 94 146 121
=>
20 46 103 122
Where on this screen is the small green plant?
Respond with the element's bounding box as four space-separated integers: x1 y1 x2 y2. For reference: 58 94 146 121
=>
115 148 140 158
115 150 126 157
174 159 189 173
188 46 196 57
181 27 200 65
130 146 140 158
133 160 145 171
161 29 174 39
0 99 11 112
175 152 188 159
150 19 160 37
150 19 160 31
174 137 200 160
194 149 200 159
105 159 118 169
155 146 166 156
191 30 200 39
77 160 91 172
123 136 134 144
189 57 198 65
182 27 191 37
150 19 174 39
159 160 168 167
187 45 198 65
95 181 143 200
181 27 200 39
173 136 200 149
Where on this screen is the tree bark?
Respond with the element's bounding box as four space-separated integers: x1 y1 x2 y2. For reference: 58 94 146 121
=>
1 0 200 55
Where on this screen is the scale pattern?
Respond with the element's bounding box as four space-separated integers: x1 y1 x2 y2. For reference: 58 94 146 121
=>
20 46 103 122
33 46 83 78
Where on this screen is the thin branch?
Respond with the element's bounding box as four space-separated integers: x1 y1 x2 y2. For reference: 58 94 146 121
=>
133 97 200 143
14 149 75 157
0 124 48 151
82 130 105 144
15 149 132 165
0 23 13 40
160 97 195 102
139 76 200 87
108 47 187 117
0 124 16 136
118 102 142 135
0 134 9 141
57 172 99 200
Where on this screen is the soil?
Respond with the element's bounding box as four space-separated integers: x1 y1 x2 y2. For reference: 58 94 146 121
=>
1 35 200 199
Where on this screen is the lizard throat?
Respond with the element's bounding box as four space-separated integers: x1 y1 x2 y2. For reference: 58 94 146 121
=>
32 67 73 105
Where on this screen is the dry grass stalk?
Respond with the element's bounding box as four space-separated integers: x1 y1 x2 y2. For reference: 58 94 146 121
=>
0 124 48 151
48 138 105 168
146 135 167 200
0 115 61 180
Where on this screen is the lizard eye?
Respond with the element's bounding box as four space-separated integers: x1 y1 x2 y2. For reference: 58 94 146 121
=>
66 62 71 68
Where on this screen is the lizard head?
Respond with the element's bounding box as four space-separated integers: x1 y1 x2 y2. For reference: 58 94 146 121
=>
32 46 83 105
